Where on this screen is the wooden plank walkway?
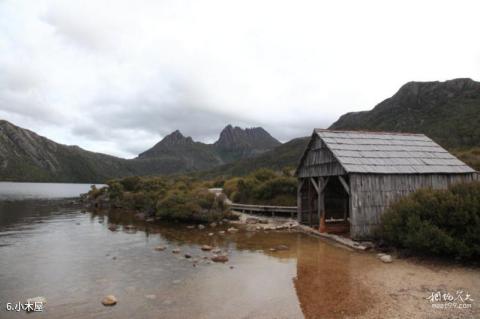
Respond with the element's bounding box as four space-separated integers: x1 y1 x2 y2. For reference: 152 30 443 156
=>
230 203 297 218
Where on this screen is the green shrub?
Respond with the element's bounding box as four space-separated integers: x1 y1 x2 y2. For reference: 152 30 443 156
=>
377 181 480 259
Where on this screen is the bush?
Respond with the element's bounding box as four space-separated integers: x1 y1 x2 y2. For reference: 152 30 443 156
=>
377 181 480 260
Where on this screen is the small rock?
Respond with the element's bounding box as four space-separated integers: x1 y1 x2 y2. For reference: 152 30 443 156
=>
275 245 289 251
124 225 135 230
145 218 155 222
184 253 192 259
245 217 259 224
201 245 213 251
101 295 117 306
154 245 167 251
98 220 104 224
212 248 222 254
186 225 195 229
172 248 181 254
211 255 229 263
379 254 393 263
112 256 117 260
108 225 117 231
218 231 225 235
145 294 156 300
227 227 238 233
172 279 181 284
208 232 214 236
210 222 217 228
229 266 234 269
258 219 269 224
198 224 205 230
76 222 81 225
269 248 277 252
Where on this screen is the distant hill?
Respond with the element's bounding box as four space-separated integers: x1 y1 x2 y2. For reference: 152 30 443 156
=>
0 120 135 182
196 137 309 178
0 121 282 182
330 78 480 149
137 125 281 170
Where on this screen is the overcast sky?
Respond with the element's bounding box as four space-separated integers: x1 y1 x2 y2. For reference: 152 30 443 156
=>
1 0 479 158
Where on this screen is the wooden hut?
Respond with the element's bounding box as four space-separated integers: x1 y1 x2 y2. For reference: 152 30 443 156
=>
295 129 477 240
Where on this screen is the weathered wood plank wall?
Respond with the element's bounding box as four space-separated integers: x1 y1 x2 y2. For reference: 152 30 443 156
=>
349 173 476 239
297 136 345 178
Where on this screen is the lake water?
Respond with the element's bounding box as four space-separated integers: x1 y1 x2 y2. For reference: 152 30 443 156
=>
0 182 103 200
3 183 474 318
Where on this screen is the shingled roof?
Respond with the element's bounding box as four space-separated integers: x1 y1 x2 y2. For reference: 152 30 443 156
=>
313 129 475 174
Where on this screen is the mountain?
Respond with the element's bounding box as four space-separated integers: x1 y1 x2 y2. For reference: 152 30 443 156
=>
138 125 281 170
137 130 223 172
0 121 282 182
213 125 281 162
0 120 135 183
198 137 309 178
330 78 480 149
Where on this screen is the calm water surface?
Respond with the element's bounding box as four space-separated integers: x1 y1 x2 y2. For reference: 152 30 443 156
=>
0 183 378 319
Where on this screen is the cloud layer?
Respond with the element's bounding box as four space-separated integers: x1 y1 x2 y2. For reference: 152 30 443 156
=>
1 0 479 157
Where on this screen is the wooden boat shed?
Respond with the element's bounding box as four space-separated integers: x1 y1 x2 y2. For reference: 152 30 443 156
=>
295 129 477 240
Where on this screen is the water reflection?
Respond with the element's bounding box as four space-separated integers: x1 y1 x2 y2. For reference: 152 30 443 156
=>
0 201 376 319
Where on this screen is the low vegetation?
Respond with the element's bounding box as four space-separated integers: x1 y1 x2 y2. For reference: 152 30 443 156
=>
453 147 480 171
222 168 297 206
86 168 297 223
377 181 480 260
87 176 232 223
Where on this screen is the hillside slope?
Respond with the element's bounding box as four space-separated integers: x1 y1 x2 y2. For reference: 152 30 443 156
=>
0 120 135 182
330 78 480 148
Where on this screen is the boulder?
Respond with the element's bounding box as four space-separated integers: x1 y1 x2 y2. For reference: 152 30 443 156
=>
101 295 117 306
211 255 229 263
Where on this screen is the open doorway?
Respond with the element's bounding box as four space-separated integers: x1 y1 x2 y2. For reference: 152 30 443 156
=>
323 176 349 234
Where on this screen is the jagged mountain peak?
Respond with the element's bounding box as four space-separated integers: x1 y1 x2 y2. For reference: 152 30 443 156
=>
160 130 193 145
215 125 280 149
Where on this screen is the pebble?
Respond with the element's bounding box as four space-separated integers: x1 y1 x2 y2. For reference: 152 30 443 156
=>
379 254 393 263
154 245 167 251
101 295 117 306
201 245 213 251
211 255 229 263
198 224 205 230
145 294 156 300
172 248 181 254
184 254 192 259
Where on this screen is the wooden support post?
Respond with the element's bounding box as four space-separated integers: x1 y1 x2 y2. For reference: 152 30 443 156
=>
310 177 319 193
318 177 326 233
338 176 350 196
297 179 304 223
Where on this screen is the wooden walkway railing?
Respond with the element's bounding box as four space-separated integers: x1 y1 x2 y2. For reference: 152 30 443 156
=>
230 203 297 218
